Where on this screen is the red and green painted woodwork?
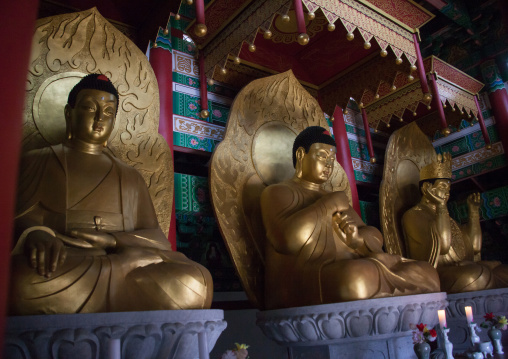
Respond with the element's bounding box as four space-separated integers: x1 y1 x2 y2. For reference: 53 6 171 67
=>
481 60 508 162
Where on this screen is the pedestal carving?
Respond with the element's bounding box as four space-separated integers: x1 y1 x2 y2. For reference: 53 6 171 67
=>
5 310 226 359
257 292 447 359
446 288 508 353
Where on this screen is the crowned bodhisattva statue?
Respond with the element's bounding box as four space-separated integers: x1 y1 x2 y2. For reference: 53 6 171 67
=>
402 153 508 293
260 126 440 309
10 74 213 314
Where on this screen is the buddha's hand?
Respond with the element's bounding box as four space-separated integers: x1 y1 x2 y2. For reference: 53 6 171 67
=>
25 230 67 278
427 187 450 206
333 211 362 249
69 229 117 249
467 192 481 213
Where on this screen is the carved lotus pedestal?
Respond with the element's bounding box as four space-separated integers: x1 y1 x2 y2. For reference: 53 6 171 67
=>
446 288 508 354
4 310 226 359
256 292 447 359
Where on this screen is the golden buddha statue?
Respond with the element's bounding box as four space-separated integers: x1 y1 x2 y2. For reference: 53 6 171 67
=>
259 126 440 309
210 71 440 310
402 152 508 293
10 74 213 315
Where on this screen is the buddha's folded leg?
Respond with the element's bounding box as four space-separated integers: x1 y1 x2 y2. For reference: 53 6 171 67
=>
321 257 440 304
490 263 508 288
120 251 213 311
389 259 441 293
438 262 496 293
321 259 381 303
10 252 111 315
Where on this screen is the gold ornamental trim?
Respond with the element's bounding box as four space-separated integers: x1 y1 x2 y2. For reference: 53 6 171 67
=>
302 0 417 64
436 79 478 117
173 115 225 141
352 158 380 174
202 0 291 78
451 142 504 171
365 81 424 128
175 52 199 77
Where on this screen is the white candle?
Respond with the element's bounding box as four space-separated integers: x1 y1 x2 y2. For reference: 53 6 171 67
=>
438 309 447 329
465 306 473 323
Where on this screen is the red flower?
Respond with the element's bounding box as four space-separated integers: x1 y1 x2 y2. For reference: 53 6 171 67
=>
416 323 426 332
485 312 495 321
97 74 109 82
429 329 437 338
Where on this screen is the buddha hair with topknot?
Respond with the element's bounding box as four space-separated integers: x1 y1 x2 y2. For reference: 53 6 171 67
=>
67 74 119 112
292 126 336 167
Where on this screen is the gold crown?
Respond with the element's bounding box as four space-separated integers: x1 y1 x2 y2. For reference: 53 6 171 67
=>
420 152 452 181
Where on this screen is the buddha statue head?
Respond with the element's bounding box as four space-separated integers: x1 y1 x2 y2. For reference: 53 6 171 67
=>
419 153 452 205
64 74 119 149
293 126 337 185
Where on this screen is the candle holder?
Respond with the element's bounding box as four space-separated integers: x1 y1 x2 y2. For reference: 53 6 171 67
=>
438 327 454 359
468 322 481 346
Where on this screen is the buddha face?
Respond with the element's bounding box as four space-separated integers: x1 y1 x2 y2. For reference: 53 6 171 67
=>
65 89 118 145
299 142 336 184
423 179 451 204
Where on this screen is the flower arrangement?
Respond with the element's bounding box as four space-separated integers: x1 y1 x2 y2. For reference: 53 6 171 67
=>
220 343 249 359
411 323 438 344
480 313 508 330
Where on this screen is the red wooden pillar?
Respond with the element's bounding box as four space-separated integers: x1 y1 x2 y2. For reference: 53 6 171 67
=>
412 33 430 97
360 108 376 163
293 0 309 45
429 73 450 135
0 0 39 351
149 46 177 251
199 52 209 118
481 60 508 160
332 106 361 216
474 96 492 149
194 0 207 37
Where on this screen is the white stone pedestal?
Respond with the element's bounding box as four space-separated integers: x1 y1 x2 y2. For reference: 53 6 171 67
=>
256 292 448 359
4 309 226 359
446 288 508 354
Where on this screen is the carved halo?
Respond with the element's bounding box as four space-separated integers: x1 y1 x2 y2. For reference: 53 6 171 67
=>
379 122 437 256
210 70 351 308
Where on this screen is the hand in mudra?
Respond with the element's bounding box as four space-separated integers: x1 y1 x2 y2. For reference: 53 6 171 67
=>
467 192 481 212
428 187 450 205
25 231 67 277
68 228 116 249
333 211 361 248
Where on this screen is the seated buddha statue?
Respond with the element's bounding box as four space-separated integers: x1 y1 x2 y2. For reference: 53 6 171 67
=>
260 126 440 309
10 74 213 315
402 153 508 293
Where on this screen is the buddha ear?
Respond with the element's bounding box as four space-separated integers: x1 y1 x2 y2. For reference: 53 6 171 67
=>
64 104 72 140
295 147 305 178
421 182 432 195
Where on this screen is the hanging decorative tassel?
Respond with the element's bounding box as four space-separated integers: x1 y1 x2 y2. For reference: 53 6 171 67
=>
293 0 309 45
194 0 207 37
474 96 492 149
429 73 450 136
360 108 376 163
199 52 209 119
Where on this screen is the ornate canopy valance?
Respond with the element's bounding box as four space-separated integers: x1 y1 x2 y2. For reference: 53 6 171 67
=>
365 56 484 130
182 0 433 83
